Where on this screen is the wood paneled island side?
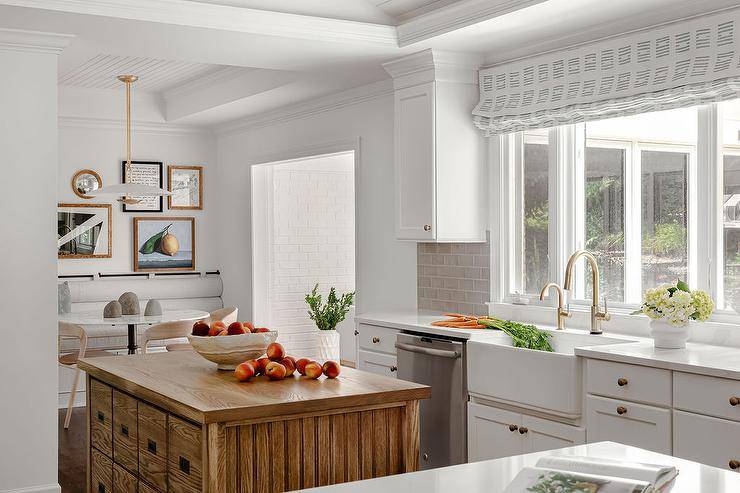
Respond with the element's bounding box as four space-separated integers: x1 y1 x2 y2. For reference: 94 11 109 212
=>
78 351 430 493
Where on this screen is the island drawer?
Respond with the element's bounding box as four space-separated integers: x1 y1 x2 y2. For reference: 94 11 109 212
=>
138 402 168 491
112 390 138 474
357 323 398 354
113 463 138 493
168 416 203 493
586 359 671 406
673 372 740 422
91 447 113 493
90 379 113 457
673 409 740 471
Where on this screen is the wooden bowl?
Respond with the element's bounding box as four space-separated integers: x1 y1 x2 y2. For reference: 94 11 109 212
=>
188 331 278 370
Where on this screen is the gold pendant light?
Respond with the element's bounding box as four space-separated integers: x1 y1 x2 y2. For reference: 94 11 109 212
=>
88 75 171 202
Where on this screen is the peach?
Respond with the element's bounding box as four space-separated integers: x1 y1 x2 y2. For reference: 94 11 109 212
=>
265 361 287 380
217 329 229 336
266 342 286 361
192 321 210 337
304 361 323 379
295 358 311 376
227 322 246 335
256 357 271 374
322 361 340 379
280 358 296 376
244 321 255 332
208 321 227 336
245 359 261 375
234 361 256 382
254 327 270 333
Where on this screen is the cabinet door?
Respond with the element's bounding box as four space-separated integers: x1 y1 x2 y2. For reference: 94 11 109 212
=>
674 410 740 472
467 402 522 462
586 395 671 454
395 82 436 240
522 415 586 454
357 350 398 379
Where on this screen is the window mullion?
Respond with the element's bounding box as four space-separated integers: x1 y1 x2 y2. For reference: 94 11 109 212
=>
624 142 642 303
511 133 525 297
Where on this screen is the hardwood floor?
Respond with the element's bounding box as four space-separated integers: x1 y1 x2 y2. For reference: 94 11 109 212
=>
59 407 86 493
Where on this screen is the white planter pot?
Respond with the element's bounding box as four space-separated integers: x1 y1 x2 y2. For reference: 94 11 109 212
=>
650 319 691 349
317 330 341 362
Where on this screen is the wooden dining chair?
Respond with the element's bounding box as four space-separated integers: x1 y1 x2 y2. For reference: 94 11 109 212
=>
206 306 238 325
140 320 194 354
58 321 111 429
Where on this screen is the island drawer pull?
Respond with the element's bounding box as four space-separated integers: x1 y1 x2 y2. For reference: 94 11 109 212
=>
616 406 628 415
179 456 191 475
395 342 461 359
120 424 129 437
147 438 157 455
518 427 529 435
98 482 106 493
730 396 739 406
730 460 740 470
617 378 628 387
97 411 105 423
508 424 518 432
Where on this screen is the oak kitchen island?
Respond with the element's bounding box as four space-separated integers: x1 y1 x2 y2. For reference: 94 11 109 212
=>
78 351 430 493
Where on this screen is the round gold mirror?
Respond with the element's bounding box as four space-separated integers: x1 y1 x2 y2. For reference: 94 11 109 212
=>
71 169 102 199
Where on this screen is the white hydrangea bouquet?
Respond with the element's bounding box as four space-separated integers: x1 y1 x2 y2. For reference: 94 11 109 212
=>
632 280 714 349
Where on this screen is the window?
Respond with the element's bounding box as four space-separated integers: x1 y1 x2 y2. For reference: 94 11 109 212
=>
522 131 550 295
722 99 740 311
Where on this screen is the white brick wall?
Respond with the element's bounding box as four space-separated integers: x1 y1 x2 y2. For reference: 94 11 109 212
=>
264 153 355 359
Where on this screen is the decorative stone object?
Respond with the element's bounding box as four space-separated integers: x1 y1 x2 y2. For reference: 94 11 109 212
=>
58 281 71 314
103 300 122 319
118 292 141 315
145 299 163 316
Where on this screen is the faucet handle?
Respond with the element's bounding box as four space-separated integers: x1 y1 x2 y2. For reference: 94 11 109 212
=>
600 296 611 321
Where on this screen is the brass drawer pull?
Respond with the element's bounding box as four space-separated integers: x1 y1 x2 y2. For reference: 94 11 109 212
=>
120 424 129 437
147 438 157 455
617 378 628 387
390 365 398 372
179 456 191 475
508 424 518 432
616 406 628 415
518 427 529 435
730 396 740 406
423 224 432 231
97 411 105 423
730 460 740 470
372 337 381 344
354 330 359 336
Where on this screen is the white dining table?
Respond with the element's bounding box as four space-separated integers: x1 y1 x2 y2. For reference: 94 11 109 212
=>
59 309 209 354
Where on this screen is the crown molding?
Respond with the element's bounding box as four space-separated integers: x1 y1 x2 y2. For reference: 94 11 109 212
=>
397 0 548 46
0 27 73 54
58 116 212 136
215 79 394 136
4 0 398 46
382 48 481 89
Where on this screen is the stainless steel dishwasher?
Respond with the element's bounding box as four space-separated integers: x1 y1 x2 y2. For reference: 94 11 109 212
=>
395 332 467 469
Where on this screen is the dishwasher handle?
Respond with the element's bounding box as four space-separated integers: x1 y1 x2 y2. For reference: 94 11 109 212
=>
395 342 461 359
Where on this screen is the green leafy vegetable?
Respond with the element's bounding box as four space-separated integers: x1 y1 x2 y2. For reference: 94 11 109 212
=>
479 318 554 352
305 284 355 331
139 224 171 255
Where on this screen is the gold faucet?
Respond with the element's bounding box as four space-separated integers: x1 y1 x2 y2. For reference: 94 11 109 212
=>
539 282 570 330
563 250 611 335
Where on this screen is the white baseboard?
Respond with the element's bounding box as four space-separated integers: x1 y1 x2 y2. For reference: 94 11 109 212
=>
58 391 86 409
0 484 61 493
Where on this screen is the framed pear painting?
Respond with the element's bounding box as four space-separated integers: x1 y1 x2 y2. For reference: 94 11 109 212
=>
133 217 195 272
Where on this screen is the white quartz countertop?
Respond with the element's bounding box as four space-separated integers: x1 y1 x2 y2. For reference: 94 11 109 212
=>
299 441 740 492
575 340 740 380
355 310 502 340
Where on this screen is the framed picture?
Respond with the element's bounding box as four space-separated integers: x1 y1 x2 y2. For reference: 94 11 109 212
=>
133 217 195 272
121 161 163 213
58 203 112 259
168 165 203 210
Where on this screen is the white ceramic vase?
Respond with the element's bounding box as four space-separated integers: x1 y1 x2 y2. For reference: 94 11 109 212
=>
317 330 341 362
649 319 691 349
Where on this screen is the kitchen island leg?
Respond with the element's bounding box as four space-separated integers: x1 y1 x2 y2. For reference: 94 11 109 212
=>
403 400 420 472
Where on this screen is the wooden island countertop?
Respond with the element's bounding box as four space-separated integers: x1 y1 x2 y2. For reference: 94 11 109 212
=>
78 351 430 493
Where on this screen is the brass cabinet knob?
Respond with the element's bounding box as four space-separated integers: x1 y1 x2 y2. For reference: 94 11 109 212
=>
389 365 398 372
730 396 740 406
519 427 529 435
730 460 740 470
423 224 432 231
508 424 518 432
372 336 380 344
617 378 629 387
354 330 359 336
616 406 628 415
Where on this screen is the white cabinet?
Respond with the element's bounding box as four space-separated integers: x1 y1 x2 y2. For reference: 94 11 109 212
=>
355 323 399 377
468 402 585 463
357 350 397 379
673 410 740 472
586 395 671 454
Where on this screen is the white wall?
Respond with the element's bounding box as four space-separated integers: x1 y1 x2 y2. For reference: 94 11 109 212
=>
57 90 218 275
217 93 417 317
0 31 67 493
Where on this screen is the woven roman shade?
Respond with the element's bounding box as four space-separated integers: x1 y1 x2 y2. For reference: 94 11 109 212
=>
473 9 740 135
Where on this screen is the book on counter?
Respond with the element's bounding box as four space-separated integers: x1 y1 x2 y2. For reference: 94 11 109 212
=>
503 455 678 493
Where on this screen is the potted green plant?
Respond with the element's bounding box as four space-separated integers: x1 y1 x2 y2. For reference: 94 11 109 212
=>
305 284 355 361
632 280 714 349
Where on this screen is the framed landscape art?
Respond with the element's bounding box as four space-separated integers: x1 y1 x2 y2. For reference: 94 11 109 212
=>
133 217 195 272
168 165 203 210
57 203 112 259
121 161 164 212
